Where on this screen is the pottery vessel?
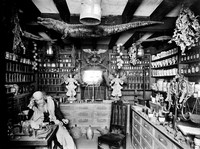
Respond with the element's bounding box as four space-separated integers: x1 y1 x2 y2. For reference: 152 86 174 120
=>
86 125 94 140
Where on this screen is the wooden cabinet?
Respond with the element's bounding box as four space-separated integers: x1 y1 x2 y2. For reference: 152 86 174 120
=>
130 107 191 149
60 103 111 133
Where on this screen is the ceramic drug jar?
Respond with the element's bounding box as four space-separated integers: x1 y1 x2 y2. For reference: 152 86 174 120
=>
86 125 94 140
70 124 82 139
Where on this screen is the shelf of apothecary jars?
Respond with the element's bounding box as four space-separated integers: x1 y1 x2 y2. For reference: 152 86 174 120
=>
151 63 179 69
182 73 200 77
38 85 66 92
180 59 200 64
151 47 178 62
152 75 176 78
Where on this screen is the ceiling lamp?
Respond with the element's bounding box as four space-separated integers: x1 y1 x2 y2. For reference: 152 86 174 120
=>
80 0 102 26
46 43 53 56
137 44 144 58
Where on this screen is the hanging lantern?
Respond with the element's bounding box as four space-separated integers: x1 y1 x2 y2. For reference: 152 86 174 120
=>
46 43 53 56
137 44 144 58
80 0 102 26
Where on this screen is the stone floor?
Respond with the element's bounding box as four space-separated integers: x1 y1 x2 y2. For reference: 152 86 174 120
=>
74 133 100 149
74 133 132 149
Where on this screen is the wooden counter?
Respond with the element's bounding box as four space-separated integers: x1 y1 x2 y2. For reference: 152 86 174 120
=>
131 106 192 149
60 103 111 133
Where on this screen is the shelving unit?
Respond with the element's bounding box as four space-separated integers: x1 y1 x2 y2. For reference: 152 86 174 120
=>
37 46 75 96
5 51 35 123
109 52 151 92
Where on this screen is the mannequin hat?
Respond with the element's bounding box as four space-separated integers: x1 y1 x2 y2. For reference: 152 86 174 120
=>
33 91 43 100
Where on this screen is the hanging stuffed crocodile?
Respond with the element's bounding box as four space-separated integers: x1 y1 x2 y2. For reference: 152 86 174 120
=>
37 17 163 39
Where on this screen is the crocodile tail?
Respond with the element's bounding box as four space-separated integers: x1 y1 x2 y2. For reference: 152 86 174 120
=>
102 21 163 36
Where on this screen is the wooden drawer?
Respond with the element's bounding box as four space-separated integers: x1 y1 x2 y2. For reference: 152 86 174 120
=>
142 119 153 134
142 129 153 147
141 138 151 149
154 140 166 149
134 112 141 123
133 128 140 143
133 119 140 132
155 130 173 149
132 136 142 149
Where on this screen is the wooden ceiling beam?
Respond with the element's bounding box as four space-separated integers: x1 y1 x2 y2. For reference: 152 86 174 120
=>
122 0 144 23
150 0 183 21
17 0 41 23
53 0 70 22
108 0 142 49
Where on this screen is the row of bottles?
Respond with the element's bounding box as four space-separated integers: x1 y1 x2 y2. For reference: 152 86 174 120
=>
5 51 34 65
39 62 73 68
151 47 178 61
5 73 34 83
6 62 34 73
38 78 63 85
180 47 200 63
38 85 65 92
151 55 178 68
5 84 32 94
124 83 150 90
38 67 72 73
180 63 200 75
152 68 178 77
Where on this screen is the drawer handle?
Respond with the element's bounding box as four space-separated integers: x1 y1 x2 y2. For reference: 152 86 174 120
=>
159 138 164 142
134 144 137 146
134 133 137 137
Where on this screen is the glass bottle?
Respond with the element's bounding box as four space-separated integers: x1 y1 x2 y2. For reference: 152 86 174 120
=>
191 64 195 74
195 63 199 73
196 49 199 60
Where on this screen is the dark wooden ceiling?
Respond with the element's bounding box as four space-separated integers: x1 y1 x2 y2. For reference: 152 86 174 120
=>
15 0 200 50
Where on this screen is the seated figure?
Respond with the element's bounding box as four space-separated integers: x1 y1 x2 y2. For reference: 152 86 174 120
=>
27 91 76 149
